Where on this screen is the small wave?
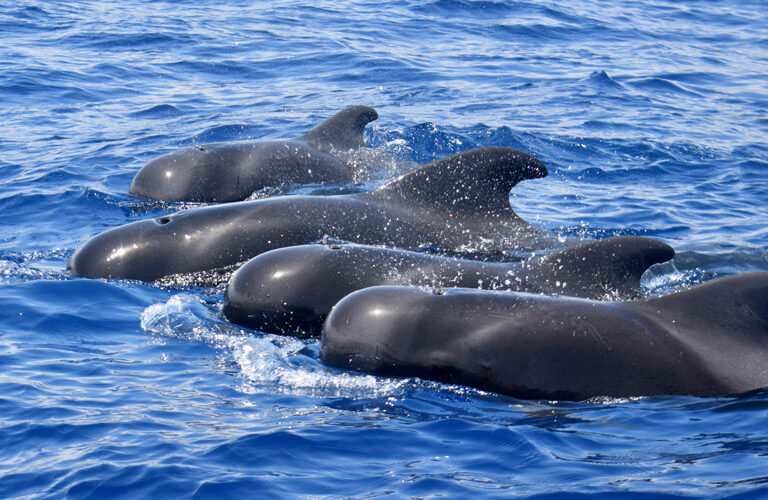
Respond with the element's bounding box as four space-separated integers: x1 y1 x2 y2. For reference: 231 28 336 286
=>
163 59 274 80
587 70 624 90
465 125 535 152
65 32 190 50
367 122 477 164
628 77 701 96
414 0 514 16
582 120 639 133
451 102 509 113
185 125 266 145
0 78 102 102
655 71 733 86
129 104 184 119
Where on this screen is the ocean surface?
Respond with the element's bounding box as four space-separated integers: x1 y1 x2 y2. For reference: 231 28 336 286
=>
1 0 767 497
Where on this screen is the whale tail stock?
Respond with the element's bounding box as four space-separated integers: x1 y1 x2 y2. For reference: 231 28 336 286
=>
369 147 548 215
300 105 378 153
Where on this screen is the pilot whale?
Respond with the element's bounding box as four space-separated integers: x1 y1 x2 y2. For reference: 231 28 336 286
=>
69 147 554 281
321 272 768 400
130 105 378 202
222 236 674 337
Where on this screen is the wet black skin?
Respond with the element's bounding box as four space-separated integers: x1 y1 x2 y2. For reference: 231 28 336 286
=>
69 147 554 281
321 272 768 400
222 236 674 337
130 105 378 202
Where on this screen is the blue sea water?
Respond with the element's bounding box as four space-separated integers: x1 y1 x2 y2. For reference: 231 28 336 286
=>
1 0 768 497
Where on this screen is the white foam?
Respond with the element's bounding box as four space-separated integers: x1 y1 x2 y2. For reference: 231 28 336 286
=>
140 293 408 398
0 248 69 283
641 260 703 295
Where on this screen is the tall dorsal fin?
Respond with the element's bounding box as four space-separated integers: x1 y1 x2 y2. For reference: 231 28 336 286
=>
300 105 378 152
370 147 547 213
520 236 675 299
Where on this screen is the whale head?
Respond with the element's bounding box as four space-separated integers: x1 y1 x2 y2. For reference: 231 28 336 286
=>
68 215 182 281
67 207 250 281
130 143 251 202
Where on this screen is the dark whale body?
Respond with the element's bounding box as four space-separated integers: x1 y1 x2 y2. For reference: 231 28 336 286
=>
130 105 378 202
69 147 554 281
321 272 768 400
222 236 674 337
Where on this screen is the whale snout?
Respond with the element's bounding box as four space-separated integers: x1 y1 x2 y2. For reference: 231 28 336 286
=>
130 145 224 201
68 230 137 280
131 145 249 202
67 234 121 280
223 245 341 337
68 219 169 281
321 286 423 374
130 147 209 201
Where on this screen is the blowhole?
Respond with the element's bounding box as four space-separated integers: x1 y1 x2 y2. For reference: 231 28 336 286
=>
195 145 208 152
156 216 171 225
329 244 343 250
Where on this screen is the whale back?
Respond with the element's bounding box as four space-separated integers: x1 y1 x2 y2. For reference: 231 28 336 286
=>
369 147 547 214
642 272 768 339
300 105 378 152
633 272 768 393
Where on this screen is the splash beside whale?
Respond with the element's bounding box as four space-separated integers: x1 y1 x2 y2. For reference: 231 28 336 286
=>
321 272 768 400
69 147 554 281
130 105 378 202
222 236 674 337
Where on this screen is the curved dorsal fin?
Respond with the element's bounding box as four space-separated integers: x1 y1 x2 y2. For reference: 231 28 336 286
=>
520 236 675 299
370 147 547 213
300 105 378 152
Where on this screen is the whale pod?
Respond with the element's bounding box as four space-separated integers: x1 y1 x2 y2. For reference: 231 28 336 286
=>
321 272 768 400
130 105 378 202
69 147 554 281
222 236 674 337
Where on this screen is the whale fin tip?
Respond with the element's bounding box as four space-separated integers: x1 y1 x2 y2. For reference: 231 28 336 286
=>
527 236 675 299
301 105 378 152
372 146 547 214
